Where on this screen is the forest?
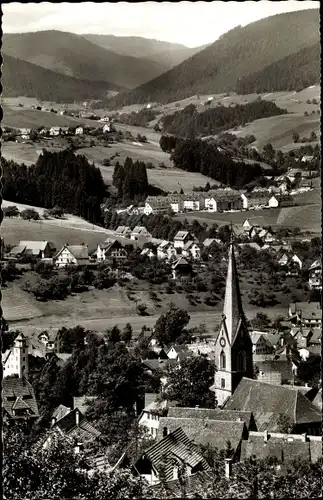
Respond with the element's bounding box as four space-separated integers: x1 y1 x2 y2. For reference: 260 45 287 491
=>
104 9 319 108
235 43 320 94
168 137 263 188
161 100 287 137
1 150 106 224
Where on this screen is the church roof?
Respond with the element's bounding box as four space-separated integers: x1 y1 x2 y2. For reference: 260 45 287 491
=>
221 242 246 344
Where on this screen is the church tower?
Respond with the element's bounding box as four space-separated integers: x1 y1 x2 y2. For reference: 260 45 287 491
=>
211 239 253 407
3 332 29 379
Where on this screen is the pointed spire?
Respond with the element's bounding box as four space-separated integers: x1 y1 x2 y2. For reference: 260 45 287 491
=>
222 238 245 343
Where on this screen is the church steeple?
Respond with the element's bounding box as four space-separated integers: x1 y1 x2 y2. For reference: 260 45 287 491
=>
210 233 253 407
222 239 246 343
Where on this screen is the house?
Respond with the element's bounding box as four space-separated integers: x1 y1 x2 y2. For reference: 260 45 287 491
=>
288 302 322 328
250 332 275 355
75 126 84 135
18 127 31 140
182 192 205 212
171 257 192 280
3 377 39 422
248 224 262 239
96 239 127 262
103 124 111 133
48 407 101 450
167 406 257 432
254 357 295 386
138 397 169 438
278 252 302 270
291 327 318 349
301 155 314 163
242 219 252 231
308 260 322 290
38 329 62 352
203 238 222 248
134 427 210 485
173 231 195 249
131 226 152 241
269 194 294 207
142 359 177 386
141 247 157 259
100 116 111 122
241 192 270 210
224 378 322 435
168 194 183 213
240 431 322 464
205 189 243 212
157 416 248 462
144 196 170 215
257 229 276 244
49 126 61 136
3 333 29 379
73 396 97 415
54 244 90 267
157 241 178 261
8 240 56 260
166 345 194 362
182 241 201 260
115 226 131 238
60 126 69 135
204 195 217 212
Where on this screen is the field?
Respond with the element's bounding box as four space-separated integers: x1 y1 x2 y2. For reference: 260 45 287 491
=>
276 204 321 232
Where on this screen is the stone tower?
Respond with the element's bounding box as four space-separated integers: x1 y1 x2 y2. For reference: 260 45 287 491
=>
211 240 253 407
11 333 29 379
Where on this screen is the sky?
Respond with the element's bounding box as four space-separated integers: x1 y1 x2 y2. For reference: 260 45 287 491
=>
2 1 319 48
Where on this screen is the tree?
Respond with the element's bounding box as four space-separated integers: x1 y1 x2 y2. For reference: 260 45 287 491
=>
250 312 271 330
121 323 133 343
3 205 20 217
106 326 121 344
154 307 190 346
136 303 148 316
292 132 300 143
20 208 40 221
161 355 215 408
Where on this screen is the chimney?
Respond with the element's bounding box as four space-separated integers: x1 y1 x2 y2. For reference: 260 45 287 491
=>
225 458 233 479
163 426 168 437
75 409 80 426
264 430 268 443
51 416 56 427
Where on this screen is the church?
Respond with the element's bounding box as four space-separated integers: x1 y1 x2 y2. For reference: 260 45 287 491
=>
210 239 253 407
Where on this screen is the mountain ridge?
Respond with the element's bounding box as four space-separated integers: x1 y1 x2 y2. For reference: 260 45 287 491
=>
2 30 170 89
103 9 320 108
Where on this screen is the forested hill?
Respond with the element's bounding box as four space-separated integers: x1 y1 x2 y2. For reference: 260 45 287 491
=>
104 8 319 108
2 55 119 103
2 31 169 89
161 100 287 138
235 43 320 95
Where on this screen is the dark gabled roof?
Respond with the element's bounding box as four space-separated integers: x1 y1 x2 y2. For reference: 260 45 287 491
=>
137 427 209 482
142 359 177 372
54 408 101 442
167 407 253 429
156 417 246 453
240 434 314 463
224 378 321 431
3 377 39 419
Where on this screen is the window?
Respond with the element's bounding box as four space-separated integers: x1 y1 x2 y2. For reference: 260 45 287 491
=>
221 378 225 388
220 350 226 369
23 357 26 361
237 351 246 371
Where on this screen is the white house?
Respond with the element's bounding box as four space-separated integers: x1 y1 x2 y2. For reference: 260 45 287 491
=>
138 399 168 438
103 124 111 133
49 127 61 136
100 116 110 122
242 219 252 231
301 155 314 163
268 195 279 208
96 239 127 262
182 241 201 260
75 126 84 135
173 231 195 249
204 196 217 212
2 333 29 379
309 260 322 290
18 128 31 140
157 241 177 261
131 226 151 241
54 244 90 267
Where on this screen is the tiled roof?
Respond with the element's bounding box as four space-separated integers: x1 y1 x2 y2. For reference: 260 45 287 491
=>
19 240 55 252
3 377 39 419
174 231 190 240
73 396 97 414
142 359 177 372
52 404 71 421
167 407 253 428
157 417 246 454
137 427 209 482
9 244 27 255
172 257 190 268
67 245 89 260
309 260 321 271
312 389 322 409
224 378 321 431
240 434 316 463
54 408 100 442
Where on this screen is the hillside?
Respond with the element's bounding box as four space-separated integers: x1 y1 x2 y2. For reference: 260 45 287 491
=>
235 43 320 94
84 33 207 69
2 31 170 89
105 9 319 107
2 55 119 103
